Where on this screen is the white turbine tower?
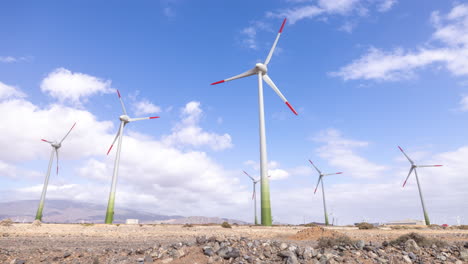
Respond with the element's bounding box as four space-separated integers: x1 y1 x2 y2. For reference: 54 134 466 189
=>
244 170 260 225
309 160 342 226
211 18 298 226
36 122 76 221
398 146 442 226
105 90 160 224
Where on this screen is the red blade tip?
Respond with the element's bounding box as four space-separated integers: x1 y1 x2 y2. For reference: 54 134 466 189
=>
117 90 121 98
336 172 343 174
434 165 443 167
398 146 403 151
285 102 298 115
314 188 318 194
41 139 48 142
107 145 113 155
149 116 160 119
279 18 287 33
211 80 225 85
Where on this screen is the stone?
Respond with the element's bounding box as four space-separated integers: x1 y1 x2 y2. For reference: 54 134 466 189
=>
203 246 215 256
437 255 447 261
368 251 378 258
161 258 173 264
460 248 468 262
356 240 365 250
402 255 412 263
405 239 420 253
137 257 144 263
10 260 26 264
196 236 207 244
408 252 416 260
303 247 315 259
280 243 288 250
278 250 299 264
63 252 72 258
144 255 153 263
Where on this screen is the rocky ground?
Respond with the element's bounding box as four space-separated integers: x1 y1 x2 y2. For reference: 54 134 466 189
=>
0 222 467 263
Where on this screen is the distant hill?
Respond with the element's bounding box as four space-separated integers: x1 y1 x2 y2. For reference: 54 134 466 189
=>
0 200 248 225
0 200 182 224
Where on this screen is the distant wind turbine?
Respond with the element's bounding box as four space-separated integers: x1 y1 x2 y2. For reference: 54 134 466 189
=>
105 90 160 224
398 146 442 226
244 170 260 225
211 18 298 226
308 160 342 226
36 122 76 221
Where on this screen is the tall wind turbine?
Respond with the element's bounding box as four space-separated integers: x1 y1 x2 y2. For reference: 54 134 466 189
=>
244 170 260 225
398 146 442 225
308 160 342 226
211 18 297 226
105 90 160 224
36 122 76 221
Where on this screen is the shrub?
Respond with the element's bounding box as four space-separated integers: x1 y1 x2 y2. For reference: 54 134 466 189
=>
183 223 193 228
221 221 232 228
389 232 447 248
318 235 355 248
81 223 94 227
458 225 468 230
356 222 375 229
0 219 13 226
302 223 318 227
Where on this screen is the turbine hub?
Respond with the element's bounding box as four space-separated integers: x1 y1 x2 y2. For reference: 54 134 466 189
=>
119 115 130 123
51 142 61 148
255 63 268 74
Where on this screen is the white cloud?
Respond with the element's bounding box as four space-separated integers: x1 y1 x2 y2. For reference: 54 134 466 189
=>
332 3 468 81
0 81 26 99
40 68 113 105
378 0 397 12
133 99 162 116
0 56 18 63
162 101 233 151
243 160 290 181
460 95 468 111
313 128 387 178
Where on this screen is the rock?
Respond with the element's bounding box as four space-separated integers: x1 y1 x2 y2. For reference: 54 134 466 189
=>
402 255 412 263
437 255 447 261
144 255 153 263
404 239 420 253
196 236 207 245
63 252 72 258
408 252 416 260
280 243 288 250
203 246 215 256
303 247 315 259
455 260 463 264
278 250 299 264
10 260 26 264
368 251 378 258
137 257 144 263
356 240 365 250
460 248 468 261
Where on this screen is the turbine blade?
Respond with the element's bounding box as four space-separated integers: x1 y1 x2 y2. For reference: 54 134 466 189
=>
398 146 414 164
243 170 255 181
308 160 322 174
55 149 59 175
210 68 257 85
129 116 160 122
314 176 322 194
264 18 287 65
60 122 76 144
263 74 298 115
41 139 52 143
107 125 122 155
116 89 128 115
402 167 414 187
252 184 256 200
418 165 443 167
324 172 343 176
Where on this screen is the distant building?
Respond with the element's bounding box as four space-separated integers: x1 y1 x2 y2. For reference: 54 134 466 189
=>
125 219 139 224
384 219 425 225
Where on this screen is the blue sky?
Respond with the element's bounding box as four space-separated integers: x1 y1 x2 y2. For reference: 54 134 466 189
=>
1 0 467 225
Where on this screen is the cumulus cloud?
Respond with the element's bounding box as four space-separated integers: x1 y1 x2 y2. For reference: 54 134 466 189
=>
162 101 233 151
40 68 113 105
243 160 290 181
313 128 387 178
332 3 468 81
0 81 26 99
132 99 162 116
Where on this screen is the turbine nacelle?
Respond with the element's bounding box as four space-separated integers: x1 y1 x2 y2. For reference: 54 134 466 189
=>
51 142 61 149
119 115 130 123
255 63 268 74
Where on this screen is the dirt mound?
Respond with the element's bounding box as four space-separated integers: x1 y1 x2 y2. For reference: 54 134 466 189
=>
0 219 13 226
32 220 41 226
289 226 340 240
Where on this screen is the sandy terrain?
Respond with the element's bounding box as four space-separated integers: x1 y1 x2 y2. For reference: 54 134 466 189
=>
1 224 467 263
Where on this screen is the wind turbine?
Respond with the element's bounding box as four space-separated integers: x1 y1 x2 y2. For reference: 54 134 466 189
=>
308 160 342 226
211 18 297 226
398 146 442 226
36 122 76 221
105 90 159 224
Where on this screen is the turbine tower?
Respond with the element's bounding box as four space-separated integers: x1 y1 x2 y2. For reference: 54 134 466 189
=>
244 170 260 225
36 122 76 221
211 18 298 226
308 160 342 226
398 146 442 225
105 90 159 224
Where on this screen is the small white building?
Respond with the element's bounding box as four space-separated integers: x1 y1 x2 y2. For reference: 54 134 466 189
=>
384 219 425 225
125 219 139 225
